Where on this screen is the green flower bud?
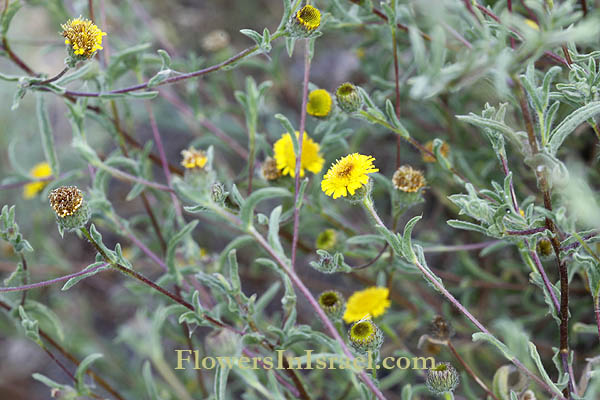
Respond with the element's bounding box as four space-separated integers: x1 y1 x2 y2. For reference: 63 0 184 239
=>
211 182 227 204
335 82 362 113
426 362 460 395
205 329 241 358
318 290 345 320
309 250 351 273
348 319 383 354
48 186 90 232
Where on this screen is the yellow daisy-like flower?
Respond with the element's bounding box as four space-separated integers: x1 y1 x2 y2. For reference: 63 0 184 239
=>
61 16 106 58
295 5 321 31
181 147 208 169
307 89 332 118
24 162 52 199
343 286 391 323
321 153 379 199
273 131 324 178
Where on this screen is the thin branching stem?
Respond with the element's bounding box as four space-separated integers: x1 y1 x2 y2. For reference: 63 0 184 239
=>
291 39 312 272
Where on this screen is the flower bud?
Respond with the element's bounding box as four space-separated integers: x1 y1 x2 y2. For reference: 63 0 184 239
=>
335 82 362 113
211 182 227 204
48 186 90 232
426 362 460 395
309 250 350 273
348 319 383 354
205 329 241 358
318 290 345 320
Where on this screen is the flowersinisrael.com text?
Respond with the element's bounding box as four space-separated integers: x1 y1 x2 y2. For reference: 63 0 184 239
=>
174 350 435 371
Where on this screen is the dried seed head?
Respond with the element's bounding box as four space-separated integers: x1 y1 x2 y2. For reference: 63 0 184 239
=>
430 315 454 341
48 186 90 232
426 362 460 395
261 157 282 181
318 290 345 320
392 165 426 192
348 319 383 354
49 186 84 218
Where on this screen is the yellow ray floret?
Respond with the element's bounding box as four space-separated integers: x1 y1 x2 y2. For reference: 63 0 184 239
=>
273 131 324 178
321 153 379 199
343 286 391 323
24 162 52 199
61 16 106 58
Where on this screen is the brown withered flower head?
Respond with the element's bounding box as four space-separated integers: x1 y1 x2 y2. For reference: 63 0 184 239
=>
430 315 455 341
49 186 84 218
392 165 426 192
261 157 282 181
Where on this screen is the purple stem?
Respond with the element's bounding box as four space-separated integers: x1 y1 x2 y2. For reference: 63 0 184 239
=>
145 102 183 220
101 164 174 192
290 40 312 272
506 227 547 236
530 250 561 313
0 176 54 191
0 263 107 292
242 349 300 397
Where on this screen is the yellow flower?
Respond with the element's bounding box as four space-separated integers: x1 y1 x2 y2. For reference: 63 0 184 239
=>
295 5 321 31
273 131 324 178
181 147 208 169
307 89 332 118
321 153 379 199
24 162 52 199
61 16 106 58
343 286 390 323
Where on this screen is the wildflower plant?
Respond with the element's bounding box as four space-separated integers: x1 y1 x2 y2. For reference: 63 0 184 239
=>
2 0 600 399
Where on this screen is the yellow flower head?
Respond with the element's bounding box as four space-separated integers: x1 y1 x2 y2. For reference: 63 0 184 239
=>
348 319 384 353
343 286 390 323
273 131 324 178
295 5 321 31
24 162 52 199
321 153 379 199
61 16 106 58
181 147 208 169
307 89 332 118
